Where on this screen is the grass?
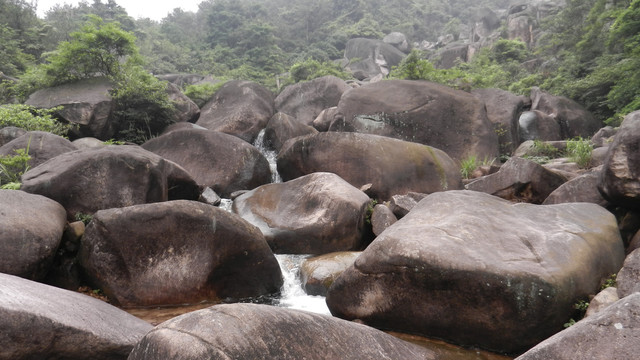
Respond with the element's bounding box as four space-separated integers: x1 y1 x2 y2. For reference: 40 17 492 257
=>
566 137 593 168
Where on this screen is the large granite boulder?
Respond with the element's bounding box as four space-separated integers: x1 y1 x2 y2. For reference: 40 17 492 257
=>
0 131 76 168
598 110 640 209
196 80 275 143
166 82 200 123
263 112 318 152
329 80 499 162
616 248 640 299
275 75 351 126
128 303 434 360
543 170 609 207
0 126 26 147
277 132 462 201
0 190 67 281
142 128 271 197
466 156 567 204
326 190 625 354
79 200 283 307
232 172 371 254
25 77 115 139
383 32 410 53
472 88 530 155
515 293 640 360
530 87 602 139
344 38 406 79
20 145 200 220
518 110 562 142
0 272 152 360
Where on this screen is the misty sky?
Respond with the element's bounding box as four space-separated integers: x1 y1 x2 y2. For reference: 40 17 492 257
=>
35 0 202 21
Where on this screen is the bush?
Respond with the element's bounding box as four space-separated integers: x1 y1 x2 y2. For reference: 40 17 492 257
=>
566 137 593 168
460 155 478 179
288 58 352 83
0 138 31 189
0 104 73 136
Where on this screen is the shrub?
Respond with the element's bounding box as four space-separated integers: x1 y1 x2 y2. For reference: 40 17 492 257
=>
288 58 352 83
460 155 478 179
0 104 73 136
0 142 30 188
566 137 593 168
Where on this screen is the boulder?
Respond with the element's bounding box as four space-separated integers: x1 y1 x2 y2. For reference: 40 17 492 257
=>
591 126 617 148
515 293 640 360
389 192 428 218
371 203 398 237
196 80 275 143
300 252 362 296
0 273 152 360
466 156 567 204
383 32 410 53
585 287 619 317
277 132 462 201
312 107 338 132
598 110 640 209
0 190 66 281
472 88 530 155
166 82 200 123
616 248 640 299
275 75 351 126
543 170 609 207
263 112 318 152
128 303 434 360
326 190 625 354
531 87 602 139
232 172 371 254
344 38 406 79
329 80 499 162
72 137 107 149
0 126 26 147
434 44 470 69
25 77 115 139
142 128 271 197
20 145 200 220
0 131 76 168
518 110 562 142
79 200 283 307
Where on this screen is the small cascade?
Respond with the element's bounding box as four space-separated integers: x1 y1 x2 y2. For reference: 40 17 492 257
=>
274 254 330 315
253 129 282 184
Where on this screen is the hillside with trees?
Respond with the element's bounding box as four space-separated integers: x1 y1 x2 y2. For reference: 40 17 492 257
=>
1 0 639 125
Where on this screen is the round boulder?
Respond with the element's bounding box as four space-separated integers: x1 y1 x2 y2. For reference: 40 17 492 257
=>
142 128 271 197
79 200 283 307
196 80 274 143
263 112 318 152
329 79 499 162
300 252 362 296
232 172 371 254
0 190 67 281
0 131 77 168
128 303 434 360
20 145 200 220
277 132 462 201
326 190 625 354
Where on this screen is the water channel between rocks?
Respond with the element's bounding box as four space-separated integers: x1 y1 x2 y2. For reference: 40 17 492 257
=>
126 129 512 360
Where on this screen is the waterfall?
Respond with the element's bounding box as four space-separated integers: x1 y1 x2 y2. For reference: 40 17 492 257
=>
274 254 330 315
253 129 282 184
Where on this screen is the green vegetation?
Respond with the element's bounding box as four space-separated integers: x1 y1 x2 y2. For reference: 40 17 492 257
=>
566 137 593 168
0 105 72 136
288 58 353 84
460 155 478 180
365 199 378 225
183 82 225 108
0 137 31 189
74 212 94 225
601 274 617 290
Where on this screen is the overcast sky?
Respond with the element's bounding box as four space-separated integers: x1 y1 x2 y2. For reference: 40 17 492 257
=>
35 0 202 21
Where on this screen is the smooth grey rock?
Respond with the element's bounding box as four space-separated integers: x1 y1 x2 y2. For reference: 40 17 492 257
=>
616 248 640 298
300 252 362 296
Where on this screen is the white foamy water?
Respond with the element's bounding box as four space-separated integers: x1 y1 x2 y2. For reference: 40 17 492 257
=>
274 254 331 315
253 129 282 184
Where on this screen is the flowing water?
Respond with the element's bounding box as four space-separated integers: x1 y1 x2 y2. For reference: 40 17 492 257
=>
253 129 282 183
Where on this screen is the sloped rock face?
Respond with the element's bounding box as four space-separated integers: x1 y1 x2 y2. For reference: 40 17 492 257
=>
515 293 640 360
0 190 66 281
598 110 640 209
344 38 406 79
518 110 561 142
20 145 200 220
275 75 351 126
0 131 76 168
263 112 318 152
543 170 609 207
79 200 282 307
166 82 200 123
232 173 370 254
277 132 462 201
196 80 275 143
25 77 115 139
530 87 602 139
128 303 434 360
616 248 640 298
466 157 567 204
326 190 625 354
0 126 26 147
142 128 271 197
329 80 499 161
0 273 152 360
383 32 410 53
